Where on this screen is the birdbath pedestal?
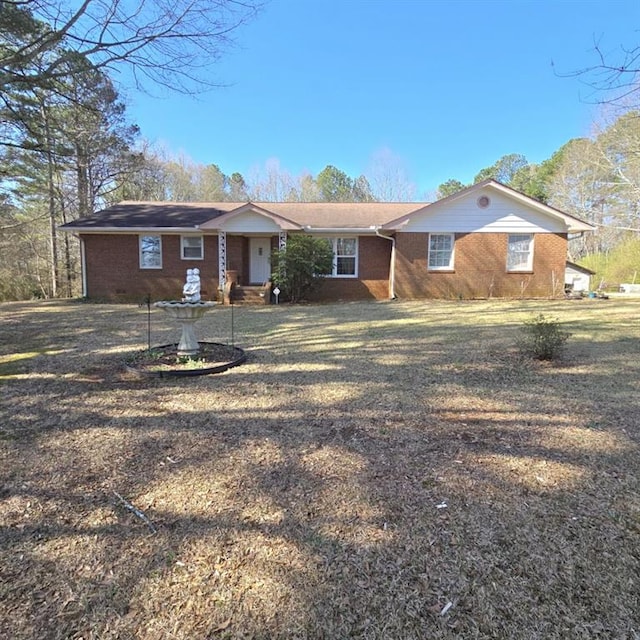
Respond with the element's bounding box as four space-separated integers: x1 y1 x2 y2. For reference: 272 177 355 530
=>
154 300 216 356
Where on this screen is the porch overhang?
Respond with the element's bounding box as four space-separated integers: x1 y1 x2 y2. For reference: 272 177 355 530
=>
200 203 302 231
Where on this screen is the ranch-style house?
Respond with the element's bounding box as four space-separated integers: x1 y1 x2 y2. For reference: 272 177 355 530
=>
60 180 594 303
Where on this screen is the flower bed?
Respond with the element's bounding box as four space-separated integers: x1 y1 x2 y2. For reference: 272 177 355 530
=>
126 342 246 377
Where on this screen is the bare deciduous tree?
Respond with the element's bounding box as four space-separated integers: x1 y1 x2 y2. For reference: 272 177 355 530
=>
366 147 416 202
247 158 297 202
1 0 262 94
556 37 640 110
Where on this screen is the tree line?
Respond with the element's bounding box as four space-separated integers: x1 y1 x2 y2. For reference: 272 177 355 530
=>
1 1 638 300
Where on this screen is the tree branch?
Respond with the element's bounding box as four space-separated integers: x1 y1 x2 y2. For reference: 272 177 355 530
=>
113 490 157 534
1 0 263 94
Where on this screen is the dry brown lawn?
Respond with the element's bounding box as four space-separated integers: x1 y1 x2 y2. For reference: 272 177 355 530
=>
1 297 639 639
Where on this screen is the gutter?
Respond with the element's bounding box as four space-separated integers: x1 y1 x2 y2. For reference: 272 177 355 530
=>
303 225 397 299
374 227 396 300
80 237 87 298
303 226 380 234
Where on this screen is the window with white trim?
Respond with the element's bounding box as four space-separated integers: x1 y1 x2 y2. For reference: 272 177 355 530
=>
507 234 534 271
181 235 204 260
139 235 162 269
322 237 358 277
428 233 455 270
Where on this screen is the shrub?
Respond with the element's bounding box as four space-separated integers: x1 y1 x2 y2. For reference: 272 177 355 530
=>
518 314 570 360
271 235 334 302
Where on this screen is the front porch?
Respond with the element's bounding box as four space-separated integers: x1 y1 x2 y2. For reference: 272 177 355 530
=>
217 230 287 305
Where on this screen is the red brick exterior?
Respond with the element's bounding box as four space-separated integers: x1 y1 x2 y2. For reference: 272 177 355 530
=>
82 233 220 302
394 232 567 299
312 235 392 301
81 230 567 302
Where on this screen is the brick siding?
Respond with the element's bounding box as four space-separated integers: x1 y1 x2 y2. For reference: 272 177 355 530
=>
83 233 220 302
82 231 567 302
312 235 392 301
394 232 567 299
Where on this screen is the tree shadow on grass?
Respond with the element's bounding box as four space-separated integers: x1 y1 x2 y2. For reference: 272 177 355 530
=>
1 300 639 638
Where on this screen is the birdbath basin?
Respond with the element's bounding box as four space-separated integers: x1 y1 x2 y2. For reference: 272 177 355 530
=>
154 300 216 356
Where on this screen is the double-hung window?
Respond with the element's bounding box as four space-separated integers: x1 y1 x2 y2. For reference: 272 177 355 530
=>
323 237 358 277
181 235 204 260
335 237 357 276
139 235 162 269
507 234 533 271
428 233 455 270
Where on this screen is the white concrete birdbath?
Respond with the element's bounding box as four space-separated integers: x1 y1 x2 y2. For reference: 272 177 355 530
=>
154 300 216 356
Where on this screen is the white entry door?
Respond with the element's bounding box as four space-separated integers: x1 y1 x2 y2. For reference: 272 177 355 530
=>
249 237 272 284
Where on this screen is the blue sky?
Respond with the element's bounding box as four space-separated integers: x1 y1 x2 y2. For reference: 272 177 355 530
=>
125 0 639 198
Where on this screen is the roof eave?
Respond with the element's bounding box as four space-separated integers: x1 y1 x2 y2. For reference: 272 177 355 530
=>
304 227 380 234
482 181 596 232
566 221 596 233
59 226 203 234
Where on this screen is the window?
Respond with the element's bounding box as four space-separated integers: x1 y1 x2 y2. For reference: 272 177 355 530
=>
335 237 357 276
181 235 203 260
428 233 454 270
139 235 162 269
323 237 358 277
507 234 533 271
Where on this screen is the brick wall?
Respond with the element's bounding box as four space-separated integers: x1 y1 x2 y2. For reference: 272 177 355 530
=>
83 234 220 302
313 235 391 301
226 236 247 284
82 230 567 302
394 232 567 299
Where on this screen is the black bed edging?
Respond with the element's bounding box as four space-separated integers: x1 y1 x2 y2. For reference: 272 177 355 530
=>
125 342 247 378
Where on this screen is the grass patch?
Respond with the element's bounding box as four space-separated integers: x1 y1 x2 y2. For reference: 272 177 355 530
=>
0 350 63 379
0 298 639 639
0 352 39 378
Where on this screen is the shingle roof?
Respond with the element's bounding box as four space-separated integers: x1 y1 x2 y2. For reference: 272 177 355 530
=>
250 202 424 228
59 201 426 231
59 181 596 234
566 261 596 275
60 201 239 229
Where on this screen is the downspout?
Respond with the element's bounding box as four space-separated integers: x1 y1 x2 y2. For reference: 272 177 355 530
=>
80 236 87 298
375 228 396 299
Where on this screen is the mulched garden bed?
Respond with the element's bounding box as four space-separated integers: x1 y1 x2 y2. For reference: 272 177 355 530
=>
125 342 246 377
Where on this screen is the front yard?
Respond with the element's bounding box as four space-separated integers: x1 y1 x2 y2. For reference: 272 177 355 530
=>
1 298 639 639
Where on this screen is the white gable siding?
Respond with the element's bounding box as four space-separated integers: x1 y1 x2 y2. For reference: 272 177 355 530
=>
220 211 281 233
401 190 567 233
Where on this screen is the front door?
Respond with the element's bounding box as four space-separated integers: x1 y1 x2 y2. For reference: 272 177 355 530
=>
249 237 272 284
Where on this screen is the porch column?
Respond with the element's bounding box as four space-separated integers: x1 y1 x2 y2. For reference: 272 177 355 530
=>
278 231 287 284
218 231 227 290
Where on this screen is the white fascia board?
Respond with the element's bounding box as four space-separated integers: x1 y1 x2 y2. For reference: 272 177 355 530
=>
303 227 378 234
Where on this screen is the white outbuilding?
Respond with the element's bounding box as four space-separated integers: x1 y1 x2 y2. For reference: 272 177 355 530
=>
565 262 596 293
